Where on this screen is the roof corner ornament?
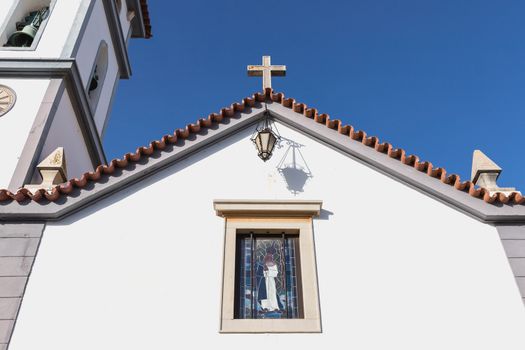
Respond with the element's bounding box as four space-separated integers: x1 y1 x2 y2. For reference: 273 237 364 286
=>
471 149 520 196
24 147 67 193
247 56 286 91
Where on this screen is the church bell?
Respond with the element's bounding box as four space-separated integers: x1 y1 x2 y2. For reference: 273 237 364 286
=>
5 25 38 47
89 68 99 92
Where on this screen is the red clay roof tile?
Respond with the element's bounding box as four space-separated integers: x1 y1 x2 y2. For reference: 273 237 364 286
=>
0 88 523 206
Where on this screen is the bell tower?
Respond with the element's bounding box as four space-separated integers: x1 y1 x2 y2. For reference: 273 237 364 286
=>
0 0 152 191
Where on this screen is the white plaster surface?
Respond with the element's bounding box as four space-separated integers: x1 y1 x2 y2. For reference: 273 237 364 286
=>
93 68 119 135
0 78 50 188
10 123 525 349
37 89 93 181
0 0 17 30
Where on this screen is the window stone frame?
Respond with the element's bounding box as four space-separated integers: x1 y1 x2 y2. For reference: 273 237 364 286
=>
214 200 323 333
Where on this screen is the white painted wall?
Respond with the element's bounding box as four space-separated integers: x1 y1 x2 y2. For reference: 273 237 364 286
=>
10 123 525 349
36 89 93 181
0 0 17 30
0 78 50 188
93 67 119 136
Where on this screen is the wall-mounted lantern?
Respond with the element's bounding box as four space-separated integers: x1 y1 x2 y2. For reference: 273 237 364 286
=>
251 108 280 162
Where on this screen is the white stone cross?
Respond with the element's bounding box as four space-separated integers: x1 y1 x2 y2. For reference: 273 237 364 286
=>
247 56 286 90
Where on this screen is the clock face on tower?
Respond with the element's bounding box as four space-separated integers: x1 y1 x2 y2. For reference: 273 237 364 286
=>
0 85 16 117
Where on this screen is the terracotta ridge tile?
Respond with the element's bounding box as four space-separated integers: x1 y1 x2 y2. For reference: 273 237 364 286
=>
0 88 523 206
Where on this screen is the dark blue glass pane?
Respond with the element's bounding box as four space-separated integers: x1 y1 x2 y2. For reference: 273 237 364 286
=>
285 237 300 318
237 237 252 319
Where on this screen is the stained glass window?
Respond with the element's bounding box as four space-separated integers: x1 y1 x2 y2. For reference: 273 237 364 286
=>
234 233 302 319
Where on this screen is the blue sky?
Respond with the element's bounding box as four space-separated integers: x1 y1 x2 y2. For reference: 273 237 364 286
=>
105 0 525 191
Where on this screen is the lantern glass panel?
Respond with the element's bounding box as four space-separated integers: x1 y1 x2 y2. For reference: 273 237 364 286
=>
259 131 271 152
267 132 277 154
255 133 263 152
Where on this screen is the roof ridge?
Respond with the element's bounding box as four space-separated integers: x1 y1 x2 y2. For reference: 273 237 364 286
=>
0 88 523 205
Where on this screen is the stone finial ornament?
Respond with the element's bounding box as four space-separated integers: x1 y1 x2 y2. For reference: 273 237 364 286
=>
24 147 67 192
471 150 520 196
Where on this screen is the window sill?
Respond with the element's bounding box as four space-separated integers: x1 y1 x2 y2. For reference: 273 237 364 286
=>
220 318 322 333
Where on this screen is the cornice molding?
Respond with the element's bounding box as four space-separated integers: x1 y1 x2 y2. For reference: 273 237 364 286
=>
213 200 323 218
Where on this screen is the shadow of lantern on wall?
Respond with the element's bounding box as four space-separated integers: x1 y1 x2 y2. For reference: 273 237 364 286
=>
276 138 313 195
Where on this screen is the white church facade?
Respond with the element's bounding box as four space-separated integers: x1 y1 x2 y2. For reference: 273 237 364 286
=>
1 2 525 349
